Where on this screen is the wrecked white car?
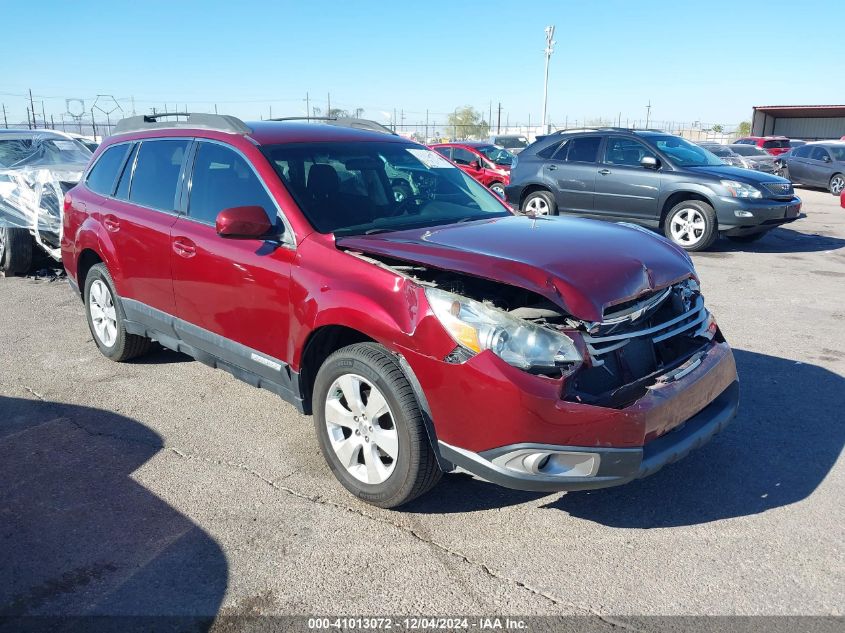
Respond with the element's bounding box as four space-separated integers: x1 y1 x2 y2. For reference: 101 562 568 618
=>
0 130 92 274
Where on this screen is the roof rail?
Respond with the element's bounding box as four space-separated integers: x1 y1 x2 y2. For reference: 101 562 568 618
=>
112 113 252 136
268 116 397 135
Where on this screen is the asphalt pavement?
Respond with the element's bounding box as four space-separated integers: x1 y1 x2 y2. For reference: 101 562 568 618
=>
1 187 842 626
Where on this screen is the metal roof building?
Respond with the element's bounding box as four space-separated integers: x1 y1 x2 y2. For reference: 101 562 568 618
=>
751 105 845 140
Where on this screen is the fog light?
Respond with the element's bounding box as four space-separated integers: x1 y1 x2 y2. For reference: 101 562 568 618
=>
493 449 600 477
734 210 754 218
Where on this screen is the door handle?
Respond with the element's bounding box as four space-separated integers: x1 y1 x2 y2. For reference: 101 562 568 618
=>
598 168 611 176
546 164 557 171
103 215 120 232
172 238 197 258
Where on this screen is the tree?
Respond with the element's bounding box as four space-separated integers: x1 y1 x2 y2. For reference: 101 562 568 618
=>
352 107 364 118
711 124 724 133
447 106 489 140
327 108 349 118
736 121 751 137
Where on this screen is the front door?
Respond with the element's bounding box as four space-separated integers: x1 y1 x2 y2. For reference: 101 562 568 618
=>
593 136 660 223
170 140 296 374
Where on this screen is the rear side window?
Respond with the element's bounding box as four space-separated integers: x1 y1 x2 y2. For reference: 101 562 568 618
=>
536 140 563 159
129 140 189 212
86 144 130 196
114 143 139 200
565 136 602 163
188 142 276 226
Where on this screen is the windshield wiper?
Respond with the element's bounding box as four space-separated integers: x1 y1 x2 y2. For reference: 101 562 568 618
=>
363 227 397 235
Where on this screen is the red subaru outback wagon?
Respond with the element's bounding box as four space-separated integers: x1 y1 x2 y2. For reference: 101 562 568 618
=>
62 114 739 508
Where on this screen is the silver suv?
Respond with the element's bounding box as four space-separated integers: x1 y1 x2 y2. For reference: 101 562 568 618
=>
783 142 845 195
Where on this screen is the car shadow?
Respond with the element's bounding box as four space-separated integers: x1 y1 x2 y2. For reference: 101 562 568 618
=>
0 396 227 627
130 344 194 365
699 225 845 255
405 350 843 525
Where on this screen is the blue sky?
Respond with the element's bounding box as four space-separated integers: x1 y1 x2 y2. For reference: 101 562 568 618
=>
2 0 840 128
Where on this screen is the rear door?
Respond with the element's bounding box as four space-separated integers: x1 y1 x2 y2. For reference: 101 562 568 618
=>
593 136 660 223
92 138 188 316
807 146 833 186
170 140 296 371
544 135 601 215
788 145 812 182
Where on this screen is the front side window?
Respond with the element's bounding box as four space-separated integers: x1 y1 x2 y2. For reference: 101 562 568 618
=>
650 135 723 167
433 146 452 160
794 145 813 158
189 142 276 226
86 144 131 196
261 142 510 236
451 148 476 166
603 137 655 166
129 140 189 212
810 147 831 161
476 144 514 166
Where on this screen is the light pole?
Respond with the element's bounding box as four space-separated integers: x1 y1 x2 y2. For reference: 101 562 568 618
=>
541 25 556 134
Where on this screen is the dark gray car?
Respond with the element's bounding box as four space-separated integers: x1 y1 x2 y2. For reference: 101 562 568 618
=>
783 142 845 195
505 129 801 251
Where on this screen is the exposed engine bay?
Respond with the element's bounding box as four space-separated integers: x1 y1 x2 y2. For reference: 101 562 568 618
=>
348 250 720 409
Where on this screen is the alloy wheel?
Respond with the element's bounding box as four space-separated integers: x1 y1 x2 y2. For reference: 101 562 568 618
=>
324 373 399 485
670 207 707 247
490 183 505 198
524 196 550 215
831 175 845 195
89 279 118 347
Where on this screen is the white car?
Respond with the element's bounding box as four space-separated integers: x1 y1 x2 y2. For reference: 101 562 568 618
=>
0 129 92 274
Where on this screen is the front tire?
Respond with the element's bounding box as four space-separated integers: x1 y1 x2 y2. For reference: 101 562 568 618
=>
521 190 557 216
313 343 441 508
489 182 506 199
0 227 34 276
664 200 718 252
829 173 845 195
84 263 151 361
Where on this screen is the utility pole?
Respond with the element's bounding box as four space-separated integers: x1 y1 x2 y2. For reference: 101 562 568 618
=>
541 26 556 134
91 109 97 138
425 109 429 141
131 96 136 116
269 104 273 119
305 92 310 121
489 101 492 129
26 106 31 129
393 108 397 132
29 90 37 128
645 100 652 128
327 93 331 116
400 108 405 131
497 102 502 134
51 114 55 129
214 104 218 114
1 103 7 129
41 101 47 129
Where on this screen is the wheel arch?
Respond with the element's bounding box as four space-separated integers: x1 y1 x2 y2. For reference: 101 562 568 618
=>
660 190 717 229
519 183 553 207
75 249 104 299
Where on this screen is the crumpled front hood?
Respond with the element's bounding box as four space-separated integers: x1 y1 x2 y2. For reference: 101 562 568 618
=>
337 215 695 322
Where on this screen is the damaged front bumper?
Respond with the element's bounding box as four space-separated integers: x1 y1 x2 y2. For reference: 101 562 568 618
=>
401 338 738 492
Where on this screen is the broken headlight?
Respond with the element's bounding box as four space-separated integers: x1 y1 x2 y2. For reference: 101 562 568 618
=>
425 287 582 372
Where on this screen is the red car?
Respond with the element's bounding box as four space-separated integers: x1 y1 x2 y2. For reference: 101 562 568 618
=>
734 136 792 156
429 141 511 198
62 114 739 508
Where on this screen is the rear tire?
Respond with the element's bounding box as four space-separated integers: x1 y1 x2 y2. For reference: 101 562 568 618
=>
489 182 506 199
0 227 34 276
829 173 845 195
84 263 151 362
664 200 718 252
521 190 557 216
313 342 441 508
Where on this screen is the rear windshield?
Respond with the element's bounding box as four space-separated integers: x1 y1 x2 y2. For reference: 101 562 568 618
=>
261 141 510 236
730 145 768 156
762 139 790 149
493 136 528 149
0 136 92 168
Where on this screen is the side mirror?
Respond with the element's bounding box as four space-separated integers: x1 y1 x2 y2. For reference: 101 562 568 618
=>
216 206 273 239
640 156 659 169
823 155 832 163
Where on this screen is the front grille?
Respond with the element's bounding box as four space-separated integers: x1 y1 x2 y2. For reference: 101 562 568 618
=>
564 281 713 409
762 181 793 198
